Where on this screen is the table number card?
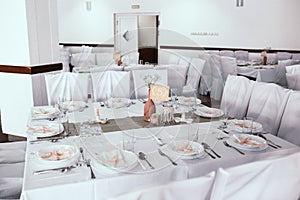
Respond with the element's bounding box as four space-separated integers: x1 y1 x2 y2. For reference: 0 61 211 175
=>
150 84 170 101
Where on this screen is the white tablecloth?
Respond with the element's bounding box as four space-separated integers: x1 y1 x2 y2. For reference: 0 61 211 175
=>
21 121 300 200
237 65 276 82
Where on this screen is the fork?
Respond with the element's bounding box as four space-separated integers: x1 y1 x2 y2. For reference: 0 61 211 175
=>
158 149 177 166
86 159 96 179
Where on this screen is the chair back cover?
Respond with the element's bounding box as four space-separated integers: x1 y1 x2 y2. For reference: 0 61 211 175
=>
220 75 254 119
210 152 300 200
45 72 89 105
199 53 212 95
210 55 224 100
246 82 291 135
108 172 215 200
286 74 300 90
91 71 130 101
132 69 168 99
234 50 249 61
277 91 300 146
286 64 300 74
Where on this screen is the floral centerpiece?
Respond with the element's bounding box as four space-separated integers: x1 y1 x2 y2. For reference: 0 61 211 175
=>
143 74 161 88
261 51 267 65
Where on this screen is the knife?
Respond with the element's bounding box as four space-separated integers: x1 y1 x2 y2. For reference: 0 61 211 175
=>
33 165 76 175
202 142 221 158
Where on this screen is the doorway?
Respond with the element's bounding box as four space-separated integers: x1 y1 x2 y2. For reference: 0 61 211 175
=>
114 13 160 64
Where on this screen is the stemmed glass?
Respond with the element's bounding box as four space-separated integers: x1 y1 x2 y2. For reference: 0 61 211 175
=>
55 97 69 136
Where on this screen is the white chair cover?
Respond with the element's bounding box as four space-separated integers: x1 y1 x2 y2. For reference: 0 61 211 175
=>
286 74 300 90
211 152 300 200
122 52 139 65
0 177 23 199
246 82 291 135
132 69 168 99
219 50 234 58
276 52 292 61
182 58 206 96
278 91 300 146
220 75 254 119
0 141 26 164
95 53 115 66
199 53 212 95
234 50 249 61
286 64 300 74
292 53 300 61
91 71 131 101
70 46 94 68
108 172 215 200
210 55 224 101
156 64 189 92
45 72 89 105
220 56 237 81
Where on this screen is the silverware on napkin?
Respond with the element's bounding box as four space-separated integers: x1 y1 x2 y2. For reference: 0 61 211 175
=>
202 142 221 158
33 165 76 175
138 152 155 169
257 133 281 149
158 149 177 166
223 141 245 155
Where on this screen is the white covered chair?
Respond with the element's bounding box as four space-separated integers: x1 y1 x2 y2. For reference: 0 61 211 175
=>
276 52 292 61
219 50 234 58
91 71 131 101
286 64 300 74
199 53 212 95
156 64 189 93
246 82 291 135
108 172 215 200
70 46 94 68
220 56 237 81
121 51 139 65
95 53 115 66
132 69 168 99
277 91 300 146
286 74 300 90
211 152 300 200
220 75 254 119
44 72 90 105
182 58 205 96
210 55 223 101
234 50 249 61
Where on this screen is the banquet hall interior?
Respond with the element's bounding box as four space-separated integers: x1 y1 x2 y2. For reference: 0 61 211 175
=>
1 0 300 199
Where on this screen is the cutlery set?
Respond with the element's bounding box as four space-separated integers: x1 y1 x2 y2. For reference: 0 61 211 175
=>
256 133 282 149
202 142 221 159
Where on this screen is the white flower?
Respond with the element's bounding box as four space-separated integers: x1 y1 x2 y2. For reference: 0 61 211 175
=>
143 74 161 87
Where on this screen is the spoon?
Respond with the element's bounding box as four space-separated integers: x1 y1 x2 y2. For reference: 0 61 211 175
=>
138 152 155 169
223 141 245 155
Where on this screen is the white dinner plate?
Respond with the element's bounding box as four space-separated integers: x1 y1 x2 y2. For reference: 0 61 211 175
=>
227 134 268 151
27 122 64 138
166 140 205 160
61 101 87 112
92 149 138 172
106 98 130 109
227 119 263 133
36 144 79 167
194 107 224 118
177 96 201 106
32 106 60 119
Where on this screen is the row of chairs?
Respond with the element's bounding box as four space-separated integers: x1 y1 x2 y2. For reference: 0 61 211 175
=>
220 75 300 146
44 70 169 105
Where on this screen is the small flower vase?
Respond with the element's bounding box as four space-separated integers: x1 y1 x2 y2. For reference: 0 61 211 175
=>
262 56 267 65
144 89 156 122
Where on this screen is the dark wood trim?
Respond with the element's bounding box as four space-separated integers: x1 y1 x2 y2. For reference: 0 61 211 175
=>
59 43 114 48
0 63 62 75
160 45 300 53
59 43 300 53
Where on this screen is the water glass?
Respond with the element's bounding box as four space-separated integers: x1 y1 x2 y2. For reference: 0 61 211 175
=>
188 124 199 142
243 117 253 134
122 132 136 152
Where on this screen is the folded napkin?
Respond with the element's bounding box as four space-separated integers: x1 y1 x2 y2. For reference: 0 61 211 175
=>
233 134 266 147
0 149 25 164
101 150 126 168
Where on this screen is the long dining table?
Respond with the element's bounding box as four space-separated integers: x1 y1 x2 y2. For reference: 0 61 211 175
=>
21 99 300 200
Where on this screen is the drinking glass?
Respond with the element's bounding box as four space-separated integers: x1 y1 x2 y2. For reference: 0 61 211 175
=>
122 131 136 152
243 117 253 134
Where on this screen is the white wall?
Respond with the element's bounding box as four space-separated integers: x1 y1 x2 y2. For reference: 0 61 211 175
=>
57 0 300 50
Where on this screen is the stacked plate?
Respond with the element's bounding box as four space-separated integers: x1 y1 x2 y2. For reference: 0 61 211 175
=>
27 121 64 138
61 101 87 112
227 134 268 151
166 140 205 160
227 119 263 133
91 149 138 176
36 144 79 167
106 98 131 109
177 96 201 106
32 106 60 120
194 107 224 118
